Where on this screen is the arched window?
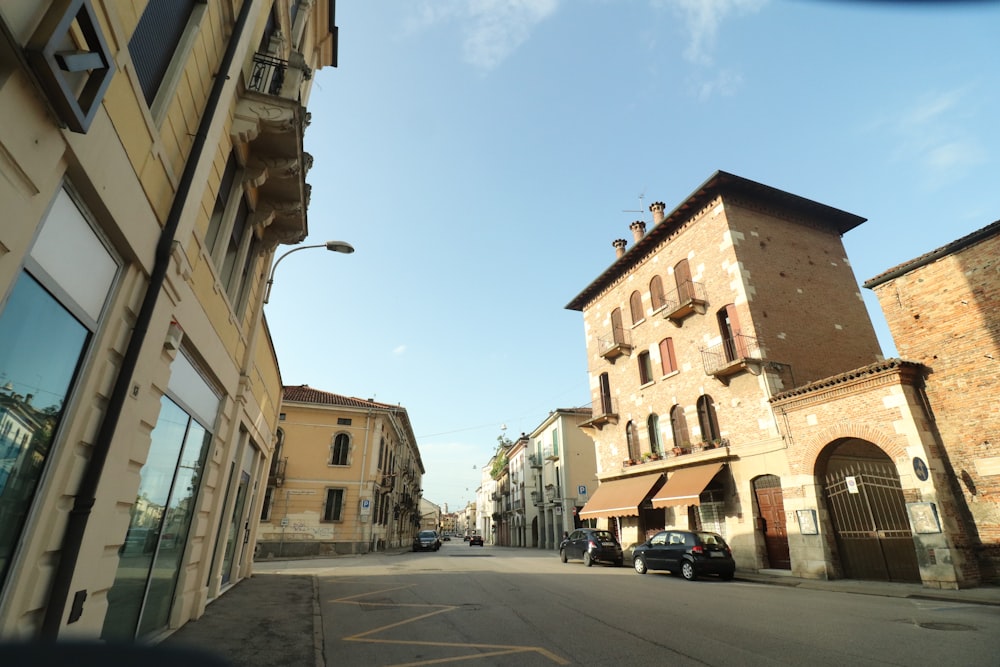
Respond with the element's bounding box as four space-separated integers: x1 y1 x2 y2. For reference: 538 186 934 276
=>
599 372 613 415
717 304 742 362
638 350 653 385
659 337 677 375
674 258 694 302
697 395 720 442
650 275 666 311
331 432 350 465
670 404 689 448
626 421 640 461
611 308 625 345
647 414 662 455
629 290 644 324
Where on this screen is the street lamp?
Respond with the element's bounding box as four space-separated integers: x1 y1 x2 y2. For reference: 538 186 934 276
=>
263 240 354 303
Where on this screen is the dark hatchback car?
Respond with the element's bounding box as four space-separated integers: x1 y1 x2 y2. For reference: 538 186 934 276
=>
559 528 624 567
469 534 484 546
632 529 735 581
412 530 441 552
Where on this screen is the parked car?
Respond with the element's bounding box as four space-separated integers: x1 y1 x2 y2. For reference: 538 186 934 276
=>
632 529 735 581
463 535 471 542
469 534 484 546
559 528 623 567
412 530 441 552
442 535 451 541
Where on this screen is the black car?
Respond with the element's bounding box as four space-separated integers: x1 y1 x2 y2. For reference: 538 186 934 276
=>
469 534 484 546
412 530 441 552
559 528 624 567
632 529 735 581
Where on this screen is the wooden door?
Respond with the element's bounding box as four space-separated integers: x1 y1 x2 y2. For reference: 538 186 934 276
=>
754 475 791 570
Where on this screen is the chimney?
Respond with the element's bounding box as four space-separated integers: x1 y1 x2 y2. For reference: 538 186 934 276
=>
650 201 666 225
613 238 627 259
630 220 646 242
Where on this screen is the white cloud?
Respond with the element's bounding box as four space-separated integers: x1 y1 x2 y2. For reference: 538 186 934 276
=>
407 0 560 70
393 344 408 356
888 88 988 186
659 0 767 66
695 67 743 99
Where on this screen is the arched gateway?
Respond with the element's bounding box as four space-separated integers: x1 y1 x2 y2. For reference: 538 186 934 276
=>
817 439 920 582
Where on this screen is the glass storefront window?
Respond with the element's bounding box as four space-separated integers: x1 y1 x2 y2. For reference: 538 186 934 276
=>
102 395 212 640
0 274 89 587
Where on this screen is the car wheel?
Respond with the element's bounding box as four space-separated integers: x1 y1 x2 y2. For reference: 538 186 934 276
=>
633 555 647 574
681 560 696 581
583 552 593 567
560 549 567 563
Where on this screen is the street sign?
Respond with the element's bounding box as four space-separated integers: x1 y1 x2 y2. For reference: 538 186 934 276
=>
845 476 859 494
360 498 371 515
578 485 587 496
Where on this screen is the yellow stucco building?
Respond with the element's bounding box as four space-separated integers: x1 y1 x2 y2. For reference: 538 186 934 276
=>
0 1 338 640
256 386 424 556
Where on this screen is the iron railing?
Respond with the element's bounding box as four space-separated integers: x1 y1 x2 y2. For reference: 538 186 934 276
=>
662 280 708 322
700 333 761 375
249 52 287 96
598 327 632 358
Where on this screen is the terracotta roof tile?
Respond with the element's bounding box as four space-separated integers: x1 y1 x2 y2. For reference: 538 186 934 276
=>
282 385 399 410
864 219 1000 288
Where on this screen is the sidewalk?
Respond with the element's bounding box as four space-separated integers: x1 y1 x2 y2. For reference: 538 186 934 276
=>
735 568 1000 606
159 561 1000 667
161 573 321 667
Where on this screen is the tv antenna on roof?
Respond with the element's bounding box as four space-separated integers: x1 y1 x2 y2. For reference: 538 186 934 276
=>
622 189 647 220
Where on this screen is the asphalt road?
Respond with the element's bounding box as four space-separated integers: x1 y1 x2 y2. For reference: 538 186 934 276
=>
257 542 1000 667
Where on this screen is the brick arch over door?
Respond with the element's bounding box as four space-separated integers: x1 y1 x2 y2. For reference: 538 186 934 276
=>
794 422 909 476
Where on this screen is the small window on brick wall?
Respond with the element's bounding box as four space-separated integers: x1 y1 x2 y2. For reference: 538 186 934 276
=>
638 351 653 385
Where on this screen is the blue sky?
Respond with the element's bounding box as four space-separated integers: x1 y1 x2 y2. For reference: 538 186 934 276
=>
265 0 1000 512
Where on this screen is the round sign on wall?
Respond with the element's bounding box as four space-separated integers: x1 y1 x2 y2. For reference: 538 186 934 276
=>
913 457 929 481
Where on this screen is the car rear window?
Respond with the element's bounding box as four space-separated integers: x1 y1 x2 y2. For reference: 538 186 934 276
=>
592 531 616 541
697 532 725 546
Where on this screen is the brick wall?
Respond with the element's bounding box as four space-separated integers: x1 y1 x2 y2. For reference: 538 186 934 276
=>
869 228 1000 582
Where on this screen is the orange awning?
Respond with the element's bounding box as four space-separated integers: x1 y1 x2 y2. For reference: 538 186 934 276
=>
650 464 725 509
579 473 664 520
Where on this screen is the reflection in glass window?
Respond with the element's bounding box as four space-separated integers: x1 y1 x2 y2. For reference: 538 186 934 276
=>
101 395 212 640
0 274 88 588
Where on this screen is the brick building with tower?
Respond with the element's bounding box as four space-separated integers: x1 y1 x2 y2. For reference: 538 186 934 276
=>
567 171 977 589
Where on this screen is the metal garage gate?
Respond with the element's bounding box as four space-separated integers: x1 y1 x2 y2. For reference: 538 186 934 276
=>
824 462 920 582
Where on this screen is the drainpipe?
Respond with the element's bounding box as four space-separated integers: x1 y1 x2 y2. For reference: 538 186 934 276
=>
41 0 256 639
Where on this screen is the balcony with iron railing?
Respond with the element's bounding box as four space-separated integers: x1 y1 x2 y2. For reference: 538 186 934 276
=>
663 280 708 325
598 327 632 361
528 453 543 468
701 333 762 381
268 457 287 487
579 396 619 430
231 50 315 248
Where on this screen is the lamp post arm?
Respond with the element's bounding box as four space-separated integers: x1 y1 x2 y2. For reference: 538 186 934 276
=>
263 243 325 304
